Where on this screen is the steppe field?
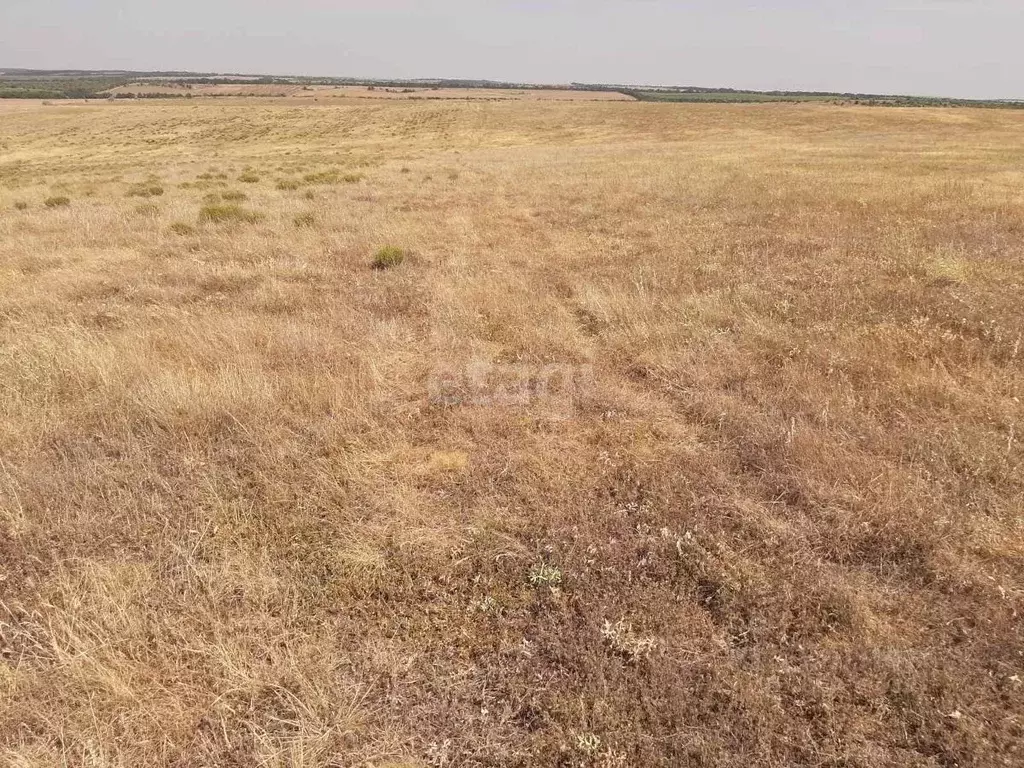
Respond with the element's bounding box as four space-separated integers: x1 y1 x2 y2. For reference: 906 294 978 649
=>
0 98 1022 767
103 84 634 101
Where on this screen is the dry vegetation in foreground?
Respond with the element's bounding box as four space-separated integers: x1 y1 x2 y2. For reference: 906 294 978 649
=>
0 98 1022 767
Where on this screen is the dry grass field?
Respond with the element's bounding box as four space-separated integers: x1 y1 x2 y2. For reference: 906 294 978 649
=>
0 98 1022 767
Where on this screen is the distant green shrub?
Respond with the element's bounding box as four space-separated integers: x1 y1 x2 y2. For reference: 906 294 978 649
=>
44 196 71 208
199 204 263 224
238 171 260 184
276 179 301 191
372 246 406 270
343 173 364 183
221 190 248 202
293 212 316 228
13 201 28 211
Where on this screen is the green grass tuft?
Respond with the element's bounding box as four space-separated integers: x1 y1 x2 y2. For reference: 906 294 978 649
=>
44 195 71 208
127 183 164 198
303 170 341 185
372 246 406 270
198 204 263 224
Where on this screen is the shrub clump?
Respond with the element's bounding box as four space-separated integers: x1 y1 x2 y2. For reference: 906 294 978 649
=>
13 201 28 211
276 179 301 191
372 246 406 270
293 213 316 228
198 204 263 224
221 190 248 202
238 171 261 184
169 222 197 236
303 170 341 185
44 196 71 208
134 203 160 218
127 183 164 198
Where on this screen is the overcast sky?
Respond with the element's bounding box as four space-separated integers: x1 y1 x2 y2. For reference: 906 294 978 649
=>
0 1 1019 99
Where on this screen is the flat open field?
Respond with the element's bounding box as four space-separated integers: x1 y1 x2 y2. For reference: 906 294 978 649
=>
0 98 1022 766
103 83 635 101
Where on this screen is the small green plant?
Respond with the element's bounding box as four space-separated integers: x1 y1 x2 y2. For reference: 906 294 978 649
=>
44 196 71 208
293 213 316 228
169 222 196 236
221 190 248 202
528 562 563 588
575 733 602 756
238 171 260 184
127 182 164 198
13 201 28 211
372 246 406 270
198 204 263 224
601 619 657 661
476 596 498 614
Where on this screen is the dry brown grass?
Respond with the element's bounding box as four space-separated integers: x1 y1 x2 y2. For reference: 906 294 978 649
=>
0 98 1022 767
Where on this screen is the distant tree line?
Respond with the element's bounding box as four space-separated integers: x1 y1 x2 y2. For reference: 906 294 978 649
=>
1 70 1021 108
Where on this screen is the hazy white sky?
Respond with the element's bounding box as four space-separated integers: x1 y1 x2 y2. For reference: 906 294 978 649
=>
0 1 1020 98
